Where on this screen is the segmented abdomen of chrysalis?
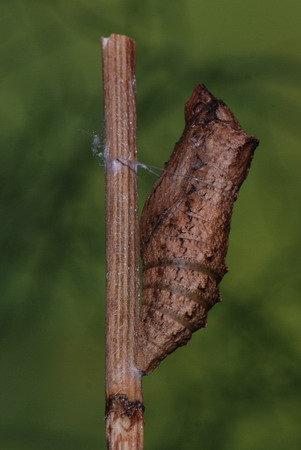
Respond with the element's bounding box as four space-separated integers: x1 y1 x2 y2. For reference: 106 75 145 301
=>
137 84 259 374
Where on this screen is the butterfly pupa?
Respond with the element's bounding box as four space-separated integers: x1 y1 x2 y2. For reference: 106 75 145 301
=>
137 84 259 374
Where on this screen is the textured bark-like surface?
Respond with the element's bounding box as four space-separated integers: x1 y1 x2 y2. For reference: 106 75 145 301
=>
137 84 259 374
102 34 143 449
106 394 144 450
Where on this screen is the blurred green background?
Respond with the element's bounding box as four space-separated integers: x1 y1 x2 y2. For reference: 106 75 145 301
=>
1 0 301 449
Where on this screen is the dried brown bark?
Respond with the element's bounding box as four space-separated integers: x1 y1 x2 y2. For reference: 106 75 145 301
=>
102 34 144 449
137 84 259 374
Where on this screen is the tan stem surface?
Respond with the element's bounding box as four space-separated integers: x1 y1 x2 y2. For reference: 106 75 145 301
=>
102 34 143 449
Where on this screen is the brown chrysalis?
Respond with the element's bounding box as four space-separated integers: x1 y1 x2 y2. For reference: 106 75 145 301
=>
137 84 259 374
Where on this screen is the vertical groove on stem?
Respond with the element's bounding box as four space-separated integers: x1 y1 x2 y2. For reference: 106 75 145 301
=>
102 34 144 449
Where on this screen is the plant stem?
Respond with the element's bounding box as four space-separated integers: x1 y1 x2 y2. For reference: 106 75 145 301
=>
102 34 144 449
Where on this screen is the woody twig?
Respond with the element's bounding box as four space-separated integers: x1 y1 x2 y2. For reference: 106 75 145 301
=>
102 34 143 449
